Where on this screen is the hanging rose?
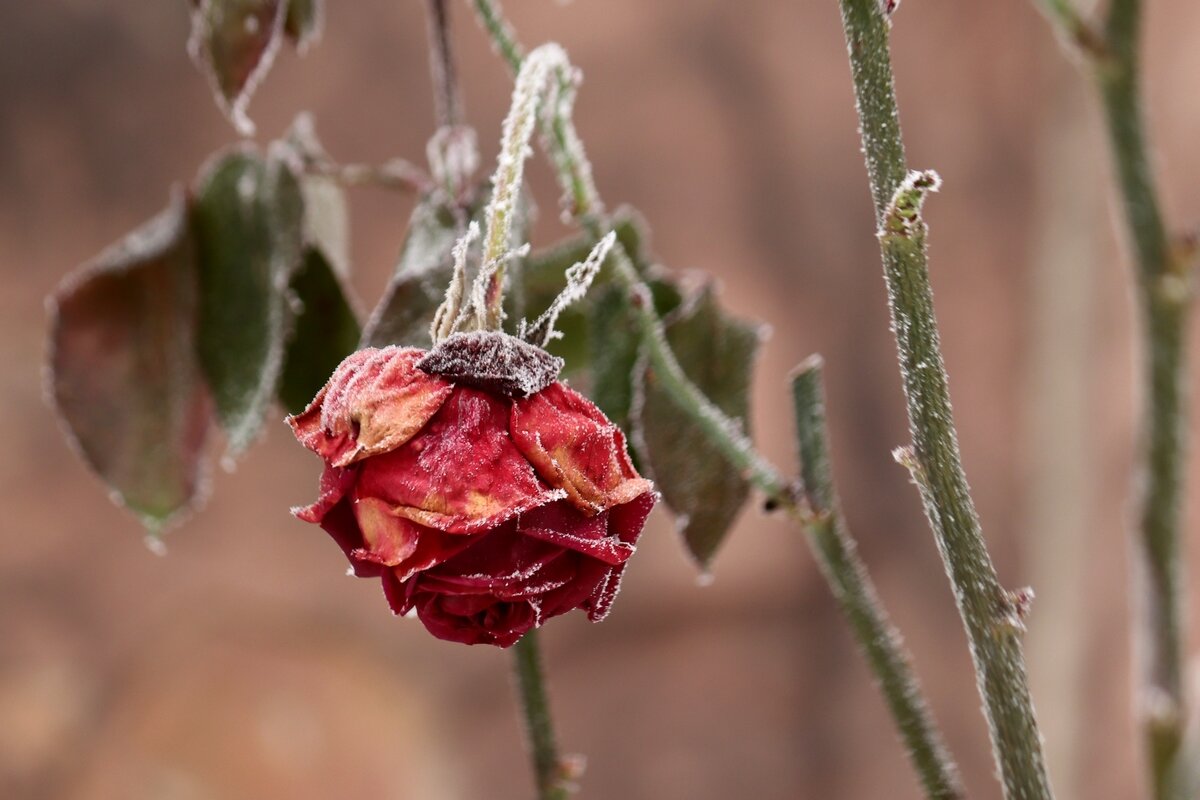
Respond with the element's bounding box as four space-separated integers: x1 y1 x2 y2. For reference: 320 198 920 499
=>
289 319 657 646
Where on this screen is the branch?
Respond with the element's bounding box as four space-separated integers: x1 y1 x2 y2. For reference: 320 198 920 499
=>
835 1 1055 797
793 357 964 800
467 3 964 797
513 629 574 800
1039 0 1195 795
423 0 464 128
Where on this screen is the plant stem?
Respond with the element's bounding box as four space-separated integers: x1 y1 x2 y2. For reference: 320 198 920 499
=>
1038 0 1194 795
792 356 965 800
423 0 463 128
835 1 1054 798
513 629 571 800
468 3 964 797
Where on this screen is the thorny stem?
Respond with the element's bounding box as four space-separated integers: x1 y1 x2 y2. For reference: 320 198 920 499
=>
792 357 965 800
423 0 463 128
836 1 1055 798
1038 0 1195 796
513 629 572 800
469 2 964 797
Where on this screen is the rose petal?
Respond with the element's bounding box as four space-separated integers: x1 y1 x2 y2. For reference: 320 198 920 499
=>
288 347 452 467
355 388 564 533
415 594 536 647
291 465 381 578
351 495 477 580
511 382 652 513
585 491 658 620
518 501 634 566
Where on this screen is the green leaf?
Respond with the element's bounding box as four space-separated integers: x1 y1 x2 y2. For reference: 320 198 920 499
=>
48 191 214 530
284 0 322 51
638 283 762 568
188 0 288 135
360 198 469 350
278 247 361 415
192 147 305 455
587 277 683 431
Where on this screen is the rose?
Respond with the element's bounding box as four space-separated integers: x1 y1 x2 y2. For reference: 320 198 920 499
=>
288 333 657 647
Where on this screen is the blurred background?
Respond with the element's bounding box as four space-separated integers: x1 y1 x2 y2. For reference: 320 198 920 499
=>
4 1 1200 798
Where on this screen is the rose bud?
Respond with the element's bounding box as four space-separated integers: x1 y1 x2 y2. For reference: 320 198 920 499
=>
288 332 657 647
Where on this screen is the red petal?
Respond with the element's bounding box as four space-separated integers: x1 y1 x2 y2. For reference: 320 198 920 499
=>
511 382 653 513
292 465 382 578
518 501 634 566
287 347 452 467
355 388 563 533
350 494 476 580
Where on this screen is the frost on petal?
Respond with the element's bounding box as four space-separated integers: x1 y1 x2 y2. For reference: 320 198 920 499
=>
511 382 652 513
354 388 563 533
291 464 381 578
518 501 634 566
351 495 474 581
417 330 562 398
287 346 452 466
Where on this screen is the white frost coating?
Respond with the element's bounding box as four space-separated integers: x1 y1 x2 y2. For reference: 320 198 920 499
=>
469 243 530 331
187 0 288 137
427 125 480 198
878 169 942 240
143 535 168 557
519 231 614 346
478 43 593 325
431 221 478 342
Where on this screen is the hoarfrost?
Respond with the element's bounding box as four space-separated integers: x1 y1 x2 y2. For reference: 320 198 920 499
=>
519 231 613 346
417 331 563 398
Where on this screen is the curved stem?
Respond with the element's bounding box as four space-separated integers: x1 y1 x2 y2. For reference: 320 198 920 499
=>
513 629 571 800
423 0 463 128
835 1 1055 798
1038 0 1194 796
468 3 964 797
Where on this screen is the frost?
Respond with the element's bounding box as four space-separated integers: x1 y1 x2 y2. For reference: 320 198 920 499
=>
430 221 478 343
143 535 169 557
417 330 563 398
519 231 613 346
427 125 480 198
879 169 942 240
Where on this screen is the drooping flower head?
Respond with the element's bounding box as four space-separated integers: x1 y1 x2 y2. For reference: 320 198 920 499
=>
288 332 657 647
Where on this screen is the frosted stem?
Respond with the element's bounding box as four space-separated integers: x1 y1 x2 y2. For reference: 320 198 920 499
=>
513 629 572 800
469 5 964 798
836 1 1054 798
478 43 574 329
423 0 463 128
1038 1 1195 796
792 357 964 800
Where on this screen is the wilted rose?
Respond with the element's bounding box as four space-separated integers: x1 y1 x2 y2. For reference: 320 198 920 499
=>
288 332 657 647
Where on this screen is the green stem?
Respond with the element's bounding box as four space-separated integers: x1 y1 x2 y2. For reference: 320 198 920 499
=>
836 1 1054 798
513 629 571 800
423 0 463 128
792 357 965 800
1038 1 1193 796
468 3 964 797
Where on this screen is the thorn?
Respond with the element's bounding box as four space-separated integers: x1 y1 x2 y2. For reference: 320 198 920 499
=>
996 586 1035 635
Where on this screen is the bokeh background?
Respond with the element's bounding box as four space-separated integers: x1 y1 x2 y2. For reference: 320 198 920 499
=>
4 1 1200 798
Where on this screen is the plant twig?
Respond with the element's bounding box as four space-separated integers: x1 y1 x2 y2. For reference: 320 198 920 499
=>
467 3 964 797
835 1 1054 798
513 629 572 800
423 0 464 128
1038 0 1195 796
793 356 965 800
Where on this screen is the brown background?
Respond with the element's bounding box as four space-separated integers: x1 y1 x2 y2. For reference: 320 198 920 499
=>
3 1 1200 798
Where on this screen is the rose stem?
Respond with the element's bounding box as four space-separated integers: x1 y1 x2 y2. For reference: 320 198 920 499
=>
835 0 1056 797
466 3 964 798
513 629 571 800
792 356 965 800
1036 0 1197 796
423 0 463 128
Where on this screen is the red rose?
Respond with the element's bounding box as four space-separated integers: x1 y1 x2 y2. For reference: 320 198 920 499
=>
288 333 657 647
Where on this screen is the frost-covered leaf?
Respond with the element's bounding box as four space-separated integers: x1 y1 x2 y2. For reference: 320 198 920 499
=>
282 115 351 277
278 247 361 415
192 146 305 454
284 0 322 52
48 191 213 530
638 283 761 568
360 198 474 350
587 278 683 430
188 0 288 135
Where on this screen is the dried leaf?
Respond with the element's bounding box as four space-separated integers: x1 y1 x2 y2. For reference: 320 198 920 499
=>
284 0 322 52
188 0 288 135
637 283 762 568
192 146 305 455
47 191 213 530
278 247 361 415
